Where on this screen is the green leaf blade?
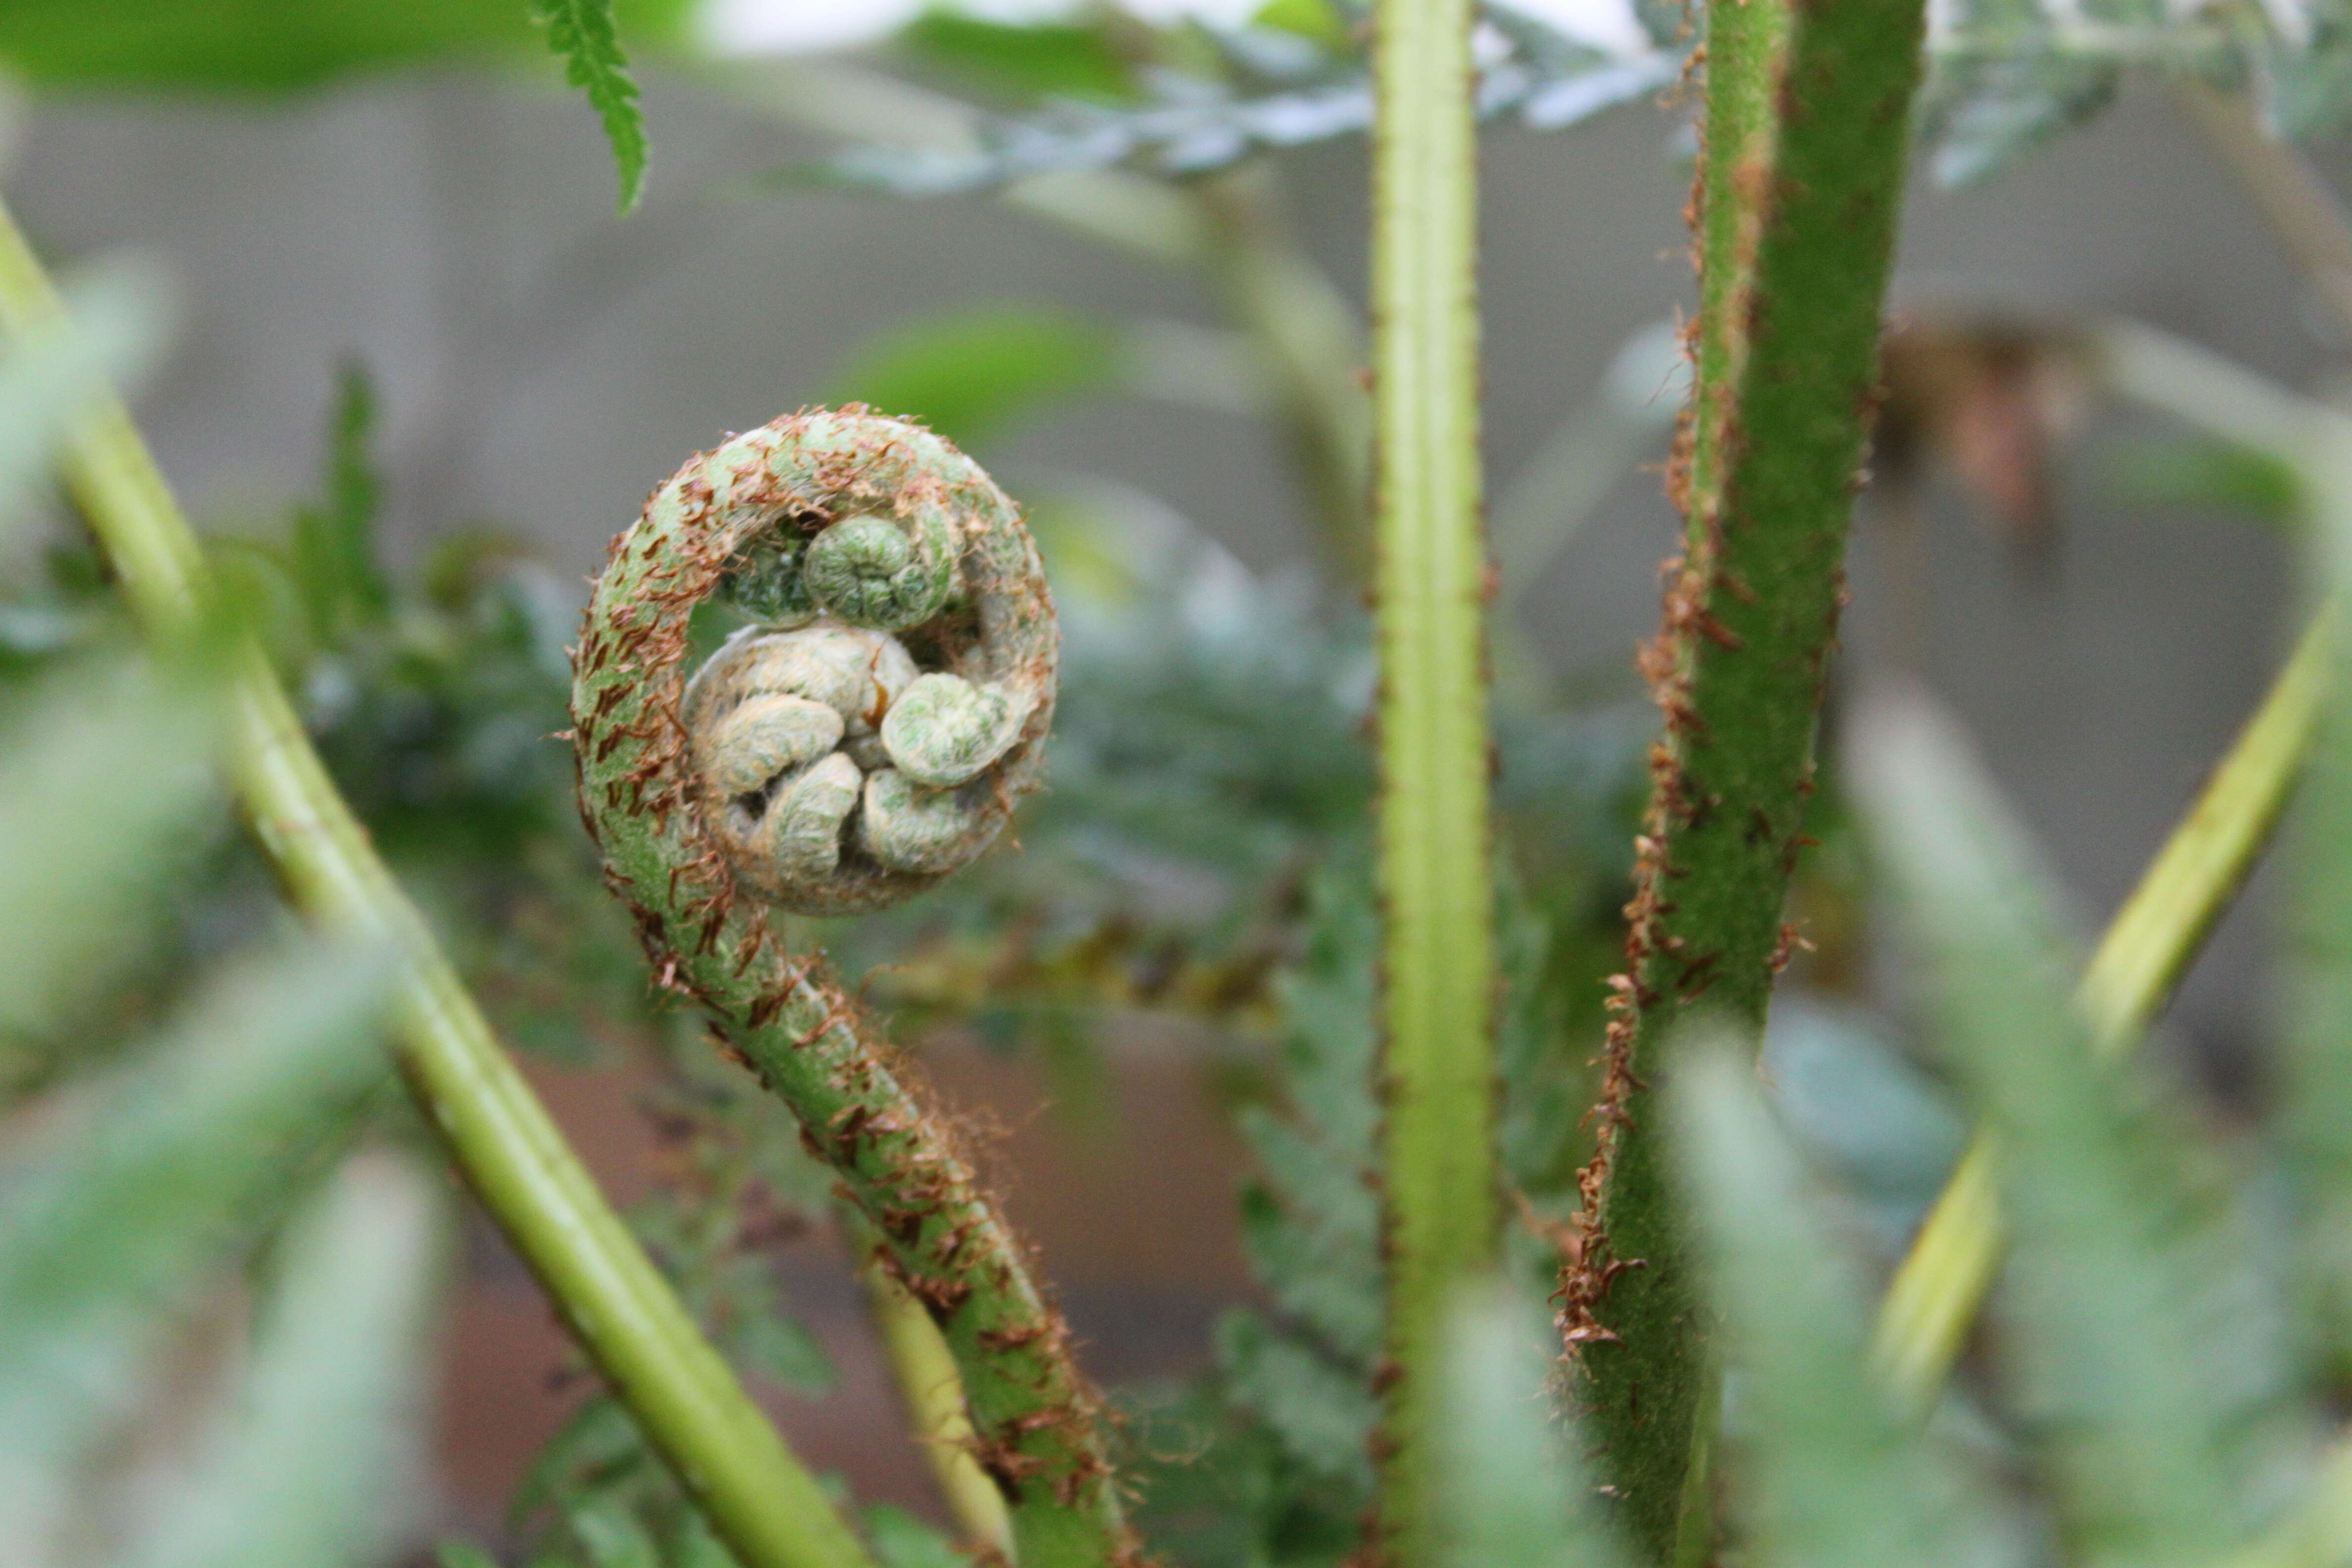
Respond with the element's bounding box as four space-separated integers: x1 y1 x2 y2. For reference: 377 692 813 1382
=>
0 650 222 1040
1852 690 2291 1566
1435 1281 1626 1568
531 0 648 215
119 1151 443 1568
0 940 394 1513
1670 1041 1975 1568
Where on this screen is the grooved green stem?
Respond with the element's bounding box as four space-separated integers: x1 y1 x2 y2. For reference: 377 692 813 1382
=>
1873 611 2329 1407
0 198 876 1568
1366 0 1492 1557
1557 3 1926 1558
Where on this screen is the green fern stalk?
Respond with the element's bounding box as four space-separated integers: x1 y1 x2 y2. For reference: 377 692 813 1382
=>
847 1209 1015 1559
1874 609 2329 1406
1556 2 1927 1556
1365 0 1494 1555
0 199 876 1568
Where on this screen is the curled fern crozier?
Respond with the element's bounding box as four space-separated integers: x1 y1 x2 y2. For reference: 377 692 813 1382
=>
654 412 1055 914
573 410 1130 1568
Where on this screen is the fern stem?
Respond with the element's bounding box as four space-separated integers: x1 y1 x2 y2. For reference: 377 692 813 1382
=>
1555 2 1927 1556
1870 611 2326 1405
1365 0 1494 1555
0 198 876 1568
2174 80 2352 343
847 1209 1015 1559
572 413 1129 1568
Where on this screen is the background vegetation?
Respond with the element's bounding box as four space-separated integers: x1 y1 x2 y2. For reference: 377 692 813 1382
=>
8 3 2352 1568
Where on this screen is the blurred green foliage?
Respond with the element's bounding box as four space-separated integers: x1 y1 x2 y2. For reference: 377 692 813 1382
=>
829 307 1120 450
899 14 1139 106
530 0 649 212
0 0 689 91
0 274 435 1568
11 6 2352 1568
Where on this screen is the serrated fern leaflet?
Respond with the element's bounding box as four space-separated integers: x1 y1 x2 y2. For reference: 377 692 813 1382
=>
531 0 648 214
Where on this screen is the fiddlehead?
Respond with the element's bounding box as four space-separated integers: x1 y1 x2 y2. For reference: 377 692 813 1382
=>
573 409 1129 1568
669 420 1052 914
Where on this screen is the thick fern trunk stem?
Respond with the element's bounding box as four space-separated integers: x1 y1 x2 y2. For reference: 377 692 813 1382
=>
1365 0 1495 1557
0 202 878 1568
1557 2 1927 1557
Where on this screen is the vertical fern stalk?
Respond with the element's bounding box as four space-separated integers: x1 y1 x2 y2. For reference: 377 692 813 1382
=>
1366 0 1494 1556
0 201 876 1568
1556 2 1927 1557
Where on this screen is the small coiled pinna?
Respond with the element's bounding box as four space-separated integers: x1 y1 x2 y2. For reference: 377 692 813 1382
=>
578 407 1056 918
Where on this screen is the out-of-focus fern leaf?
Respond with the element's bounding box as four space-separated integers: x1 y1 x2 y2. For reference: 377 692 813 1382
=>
826 307 1118 449
1918 0 2352 184
2104 435 2308 530
813 0 2352 196
0 0 521 88
514 1349 834 1568
668 1513 737 1568
0 261 166 678
1671 1041 1977 1568
0 941 392 1530
1216 1310 1380 1493
0 651 219 1042
1214 850 1594 1540
118 1151 440 1568
1852 690 2303 1567
2278 444 2352 1373
815 3 1679 195
1435 1281 1625 1568
1918 28 2117 190
1233 857 1380 1366
2264 18 2352 139
1038 497 1373 874
1122 1378 1338 1568
863 1505 968 1568
898 14 1136 106
1216 856 1382 1512
0 258 167 529
1494 863 1586 1252
0 0 693 91
1759 999 1966 1257
530 0 648 214
572 1496 665 1568
1251 0 1353 52
290 361 390 642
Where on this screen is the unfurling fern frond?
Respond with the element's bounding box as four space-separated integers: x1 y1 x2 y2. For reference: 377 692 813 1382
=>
573 408 1130 1568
